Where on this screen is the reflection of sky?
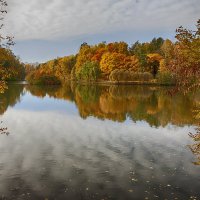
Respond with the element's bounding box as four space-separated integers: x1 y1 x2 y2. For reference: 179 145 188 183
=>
0 94 200 199
13 92 78 115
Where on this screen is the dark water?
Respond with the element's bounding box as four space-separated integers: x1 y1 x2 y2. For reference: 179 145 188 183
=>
0 83 199 200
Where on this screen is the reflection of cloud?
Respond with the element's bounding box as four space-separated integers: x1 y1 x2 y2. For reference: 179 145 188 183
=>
4 0 200 40
0 108 199 198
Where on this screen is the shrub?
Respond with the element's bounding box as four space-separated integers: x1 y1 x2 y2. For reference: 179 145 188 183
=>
140 72 154 82
156 72 176 85
109 69 153 82
109 69 131 81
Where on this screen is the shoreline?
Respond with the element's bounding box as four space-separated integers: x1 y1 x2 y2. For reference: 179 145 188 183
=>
7 80 175 87
72 80 175 87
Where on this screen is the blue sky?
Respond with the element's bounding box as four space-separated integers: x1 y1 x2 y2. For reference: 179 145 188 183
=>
3 0 200 63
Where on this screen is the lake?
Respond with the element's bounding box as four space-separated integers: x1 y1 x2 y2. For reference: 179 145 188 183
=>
0 83 199 200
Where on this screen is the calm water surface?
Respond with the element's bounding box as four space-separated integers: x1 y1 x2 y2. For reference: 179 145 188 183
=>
0 83 199 200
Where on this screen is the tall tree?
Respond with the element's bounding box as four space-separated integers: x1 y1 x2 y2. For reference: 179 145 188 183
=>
170 19 200 88
0 0 15 93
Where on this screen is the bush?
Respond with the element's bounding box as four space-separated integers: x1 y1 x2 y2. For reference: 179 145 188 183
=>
130 72 153 82
109 69 153 82
156 72 176 85
109 69 131 81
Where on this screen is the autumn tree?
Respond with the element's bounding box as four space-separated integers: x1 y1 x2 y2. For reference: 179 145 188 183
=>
24 63 35 75
75 43 94 78
55 56 76 82
124 55 140 72
91 43 107 62
0 0 17 93
169 19 200 87
168 19 200 165
107 42 129 55
147 53 163 78
100 52 126 75
161 39 174 66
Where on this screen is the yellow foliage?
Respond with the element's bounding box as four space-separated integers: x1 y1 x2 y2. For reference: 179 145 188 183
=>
147 53 163 63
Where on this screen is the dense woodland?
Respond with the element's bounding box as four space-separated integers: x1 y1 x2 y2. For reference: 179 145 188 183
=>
25 38 178 85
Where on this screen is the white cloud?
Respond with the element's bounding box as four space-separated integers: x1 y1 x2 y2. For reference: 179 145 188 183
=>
3 0 200 41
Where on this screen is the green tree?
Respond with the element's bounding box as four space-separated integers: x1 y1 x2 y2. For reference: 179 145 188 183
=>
130 38 164 72
77 61 100 81
75 43 94 77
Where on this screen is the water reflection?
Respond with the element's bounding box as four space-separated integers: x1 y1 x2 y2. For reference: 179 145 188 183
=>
188 130 200 165
0 83 199 199
0 84 24 115
25 83 198 127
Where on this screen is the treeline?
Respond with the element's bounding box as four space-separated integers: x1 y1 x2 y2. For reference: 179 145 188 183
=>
26 19 200 86
26 38 172 85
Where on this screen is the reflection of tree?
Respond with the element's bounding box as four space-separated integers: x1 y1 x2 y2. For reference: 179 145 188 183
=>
188 131 200 165
26 85 61 98
188 103 200 165
0 84 24 136
0 84 24 115
25 82 197 127
26 83 74 102
73 84 197 126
